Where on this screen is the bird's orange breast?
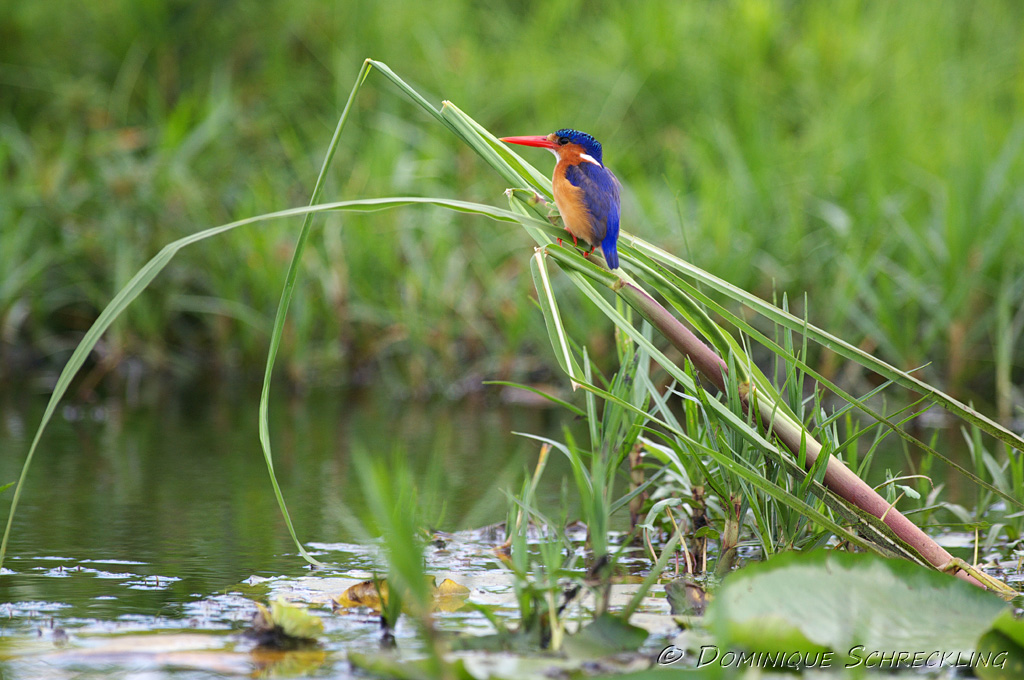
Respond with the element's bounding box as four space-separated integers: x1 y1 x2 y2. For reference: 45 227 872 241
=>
552 160 595 244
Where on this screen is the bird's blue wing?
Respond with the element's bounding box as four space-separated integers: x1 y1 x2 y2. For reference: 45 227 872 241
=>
565 163 621 268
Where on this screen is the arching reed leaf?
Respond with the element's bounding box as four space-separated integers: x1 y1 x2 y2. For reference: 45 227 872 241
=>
0 198 579 569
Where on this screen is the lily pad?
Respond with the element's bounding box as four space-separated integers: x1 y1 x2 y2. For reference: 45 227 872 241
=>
708 551 1008 665
975 610 1024 680
562 613 648 659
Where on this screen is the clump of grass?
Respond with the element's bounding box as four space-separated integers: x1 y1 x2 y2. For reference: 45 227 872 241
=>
349 449 438 644
906 423 1024 557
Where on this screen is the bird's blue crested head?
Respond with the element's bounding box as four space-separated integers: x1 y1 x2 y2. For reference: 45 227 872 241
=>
553 129 603 165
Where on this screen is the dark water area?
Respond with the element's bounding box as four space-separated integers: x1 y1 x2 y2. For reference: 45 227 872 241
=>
0 384 568 621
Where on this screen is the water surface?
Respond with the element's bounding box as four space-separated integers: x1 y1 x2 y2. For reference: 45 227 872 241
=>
0 384 566 619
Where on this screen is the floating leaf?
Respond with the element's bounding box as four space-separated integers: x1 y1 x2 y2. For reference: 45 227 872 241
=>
709 551 1008 665
435 578 471 597
334 579 388 610
247 597 322 648
562 614 648 659
269 598 324 640
334 576 470 613
433 577 472 613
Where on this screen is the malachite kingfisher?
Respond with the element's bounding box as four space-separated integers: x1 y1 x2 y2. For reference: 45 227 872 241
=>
501 129 622 270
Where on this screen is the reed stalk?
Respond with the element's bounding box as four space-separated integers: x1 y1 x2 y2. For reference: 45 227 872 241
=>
609 268 986 588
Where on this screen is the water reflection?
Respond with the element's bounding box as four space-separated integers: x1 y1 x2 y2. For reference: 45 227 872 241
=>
0 385 567 617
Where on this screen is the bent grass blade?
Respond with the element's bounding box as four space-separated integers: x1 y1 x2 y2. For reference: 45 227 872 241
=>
0 198 564 570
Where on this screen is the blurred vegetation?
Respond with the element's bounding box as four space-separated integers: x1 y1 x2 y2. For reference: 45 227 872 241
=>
2 0 1022 407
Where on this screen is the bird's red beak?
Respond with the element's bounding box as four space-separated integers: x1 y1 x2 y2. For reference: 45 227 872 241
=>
500 135 555 149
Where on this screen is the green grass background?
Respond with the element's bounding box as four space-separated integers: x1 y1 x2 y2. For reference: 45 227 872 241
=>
2 0 1022 408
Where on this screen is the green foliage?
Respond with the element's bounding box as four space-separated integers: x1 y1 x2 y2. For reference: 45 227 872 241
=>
507 333 662 619
976 611 1024 680
344 448 466 677
495 447 581 652
3 0 1023 400
707 551 1008 663
919 423 1024 550
561 614 648 660
351 448 435 624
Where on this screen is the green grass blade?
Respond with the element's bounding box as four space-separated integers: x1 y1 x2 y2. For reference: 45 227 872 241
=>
621 532 680 620
632 240 1024 454
657 262 1023 509
530 250 585 388
441 100 553 192
254 58 377 568
482 381 586 416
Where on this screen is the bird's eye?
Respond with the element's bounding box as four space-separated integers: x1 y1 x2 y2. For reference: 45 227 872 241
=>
557 137 570 146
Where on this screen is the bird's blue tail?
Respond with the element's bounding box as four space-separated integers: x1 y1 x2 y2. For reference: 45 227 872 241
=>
602 232 619 270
